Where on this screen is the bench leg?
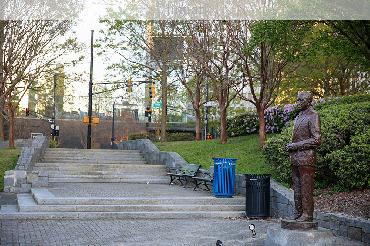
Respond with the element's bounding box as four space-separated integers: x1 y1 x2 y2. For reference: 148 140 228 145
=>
183 177 189 188
169 176 174 185
204 181 211 191
193 180 200 191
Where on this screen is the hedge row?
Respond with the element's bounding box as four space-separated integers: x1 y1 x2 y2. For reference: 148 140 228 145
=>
264 95 370 191
227 104 299 137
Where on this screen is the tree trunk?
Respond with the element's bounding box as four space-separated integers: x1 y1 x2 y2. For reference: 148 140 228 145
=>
0 20 5 141
160 63 167 142
193 83 202 141
0 99 4 141
194 107 201 141
220 105 228 144
257 105 266 147
8 103 15 148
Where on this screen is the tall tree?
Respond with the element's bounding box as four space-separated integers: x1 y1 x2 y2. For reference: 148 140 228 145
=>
277 22 369 104
0 20 5 141
174 21 209 141
200 21 246 144
328 21 370 63
237 21 312 146
98 18 183 142
0 20 72 147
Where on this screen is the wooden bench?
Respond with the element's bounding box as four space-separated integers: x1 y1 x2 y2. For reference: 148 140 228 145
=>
167 164 201 187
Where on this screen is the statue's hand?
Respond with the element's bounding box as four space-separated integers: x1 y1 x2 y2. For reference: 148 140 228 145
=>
286 143 296 152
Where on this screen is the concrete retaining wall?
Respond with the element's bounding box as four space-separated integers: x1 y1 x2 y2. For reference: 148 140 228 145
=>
117 138 369 244
3 136 49 193
315 211 370 243
117 139 188 170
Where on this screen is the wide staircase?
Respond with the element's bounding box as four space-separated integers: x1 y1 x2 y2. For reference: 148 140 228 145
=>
36 148 168 184
1 148 245 219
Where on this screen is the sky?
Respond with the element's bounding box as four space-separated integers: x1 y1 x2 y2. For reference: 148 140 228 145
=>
21 3 115 112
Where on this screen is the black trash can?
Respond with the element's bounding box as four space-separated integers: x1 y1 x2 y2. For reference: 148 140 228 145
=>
244 174 271 218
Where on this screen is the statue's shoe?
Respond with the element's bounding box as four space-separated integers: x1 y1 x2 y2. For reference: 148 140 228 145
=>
296 214 313 222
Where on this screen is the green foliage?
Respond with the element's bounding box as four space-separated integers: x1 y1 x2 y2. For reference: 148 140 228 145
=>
327 129 370 190
129 132 195 142
0 148 20 191
49 139 59 148
246 21 313 63
156 135 272 175
264 97 370 190
227 104 299 137
277 22 369 103
129 133 150 140
314 94 370 110
263 126 293 184
167 132 194 142
227 111 258 137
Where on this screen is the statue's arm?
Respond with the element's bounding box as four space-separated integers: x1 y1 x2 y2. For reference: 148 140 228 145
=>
288 114 321 151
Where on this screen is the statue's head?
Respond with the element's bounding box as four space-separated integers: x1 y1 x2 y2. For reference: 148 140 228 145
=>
297 91 313 111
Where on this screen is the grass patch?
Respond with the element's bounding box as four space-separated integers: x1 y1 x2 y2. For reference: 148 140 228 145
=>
0 148 20 191
156 134 272 174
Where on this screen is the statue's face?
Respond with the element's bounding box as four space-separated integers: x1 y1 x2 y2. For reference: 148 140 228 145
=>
297 93 311 111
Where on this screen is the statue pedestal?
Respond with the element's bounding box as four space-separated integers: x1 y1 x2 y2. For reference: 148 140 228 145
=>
265 223 335 246
281 219 318 230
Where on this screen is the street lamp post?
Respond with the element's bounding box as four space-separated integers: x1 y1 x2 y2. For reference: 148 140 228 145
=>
204 81 209 140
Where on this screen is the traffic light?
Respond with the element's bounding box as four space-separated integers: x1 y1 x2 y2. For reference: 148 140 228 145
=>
25 108 30 116
149 83 156 98
127 78 133 93
145 106 152 117
51 129 59 137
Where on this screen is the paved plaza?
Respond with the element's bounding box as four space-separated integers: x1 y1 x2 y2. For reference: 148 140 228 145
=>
0 218 270 245
0 149 365 245
1 218 363 246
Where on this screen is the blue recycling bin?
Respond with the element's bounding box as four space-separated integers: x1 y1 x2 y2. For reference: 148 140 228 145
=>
212 158 237 198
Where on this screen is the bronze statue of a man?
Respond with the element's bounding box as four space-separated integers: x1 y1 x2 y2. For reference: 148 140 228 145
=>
287 91 321 222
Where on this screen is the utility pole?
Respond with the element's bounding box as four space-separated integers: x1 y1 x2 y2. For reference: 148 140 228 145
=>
87 30 94 149
53 74 57 141
111 101 115 148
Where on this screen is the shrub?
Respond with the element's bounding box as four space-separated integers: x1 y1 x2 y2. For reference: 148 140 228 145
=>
327 128 370 190
129 133 150 140
314 94 370 110
129 132 194 142
263 125 292 183
227 104 298 137
264 99 370 191
227 111 258 137
49 139 59 148
167 132 195 142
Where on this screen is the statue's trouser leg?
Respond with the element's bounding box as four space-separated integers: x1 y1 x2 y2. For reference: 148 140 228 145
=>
292 165 302 219
299 165 315 220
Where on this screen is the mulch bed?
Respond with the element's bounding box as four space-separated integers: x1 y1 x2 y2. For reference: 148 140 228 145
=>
314 189 370 219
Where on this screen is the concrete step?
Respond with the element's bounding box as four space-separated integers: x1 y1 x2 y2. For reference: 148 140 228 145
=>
33 166 166 174
41 156 145 159
18 194 244 212
34 163 165 170
43 152 142 157
45 149 141 154
0 205 245 220
32 189 245 206
40 158 146 165
48 176 169 184
37 170 166 176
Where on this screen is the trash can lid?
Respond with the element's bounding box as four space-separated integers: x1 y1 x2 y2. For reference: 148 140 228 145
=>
212 157 238 161
243 173 271 178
